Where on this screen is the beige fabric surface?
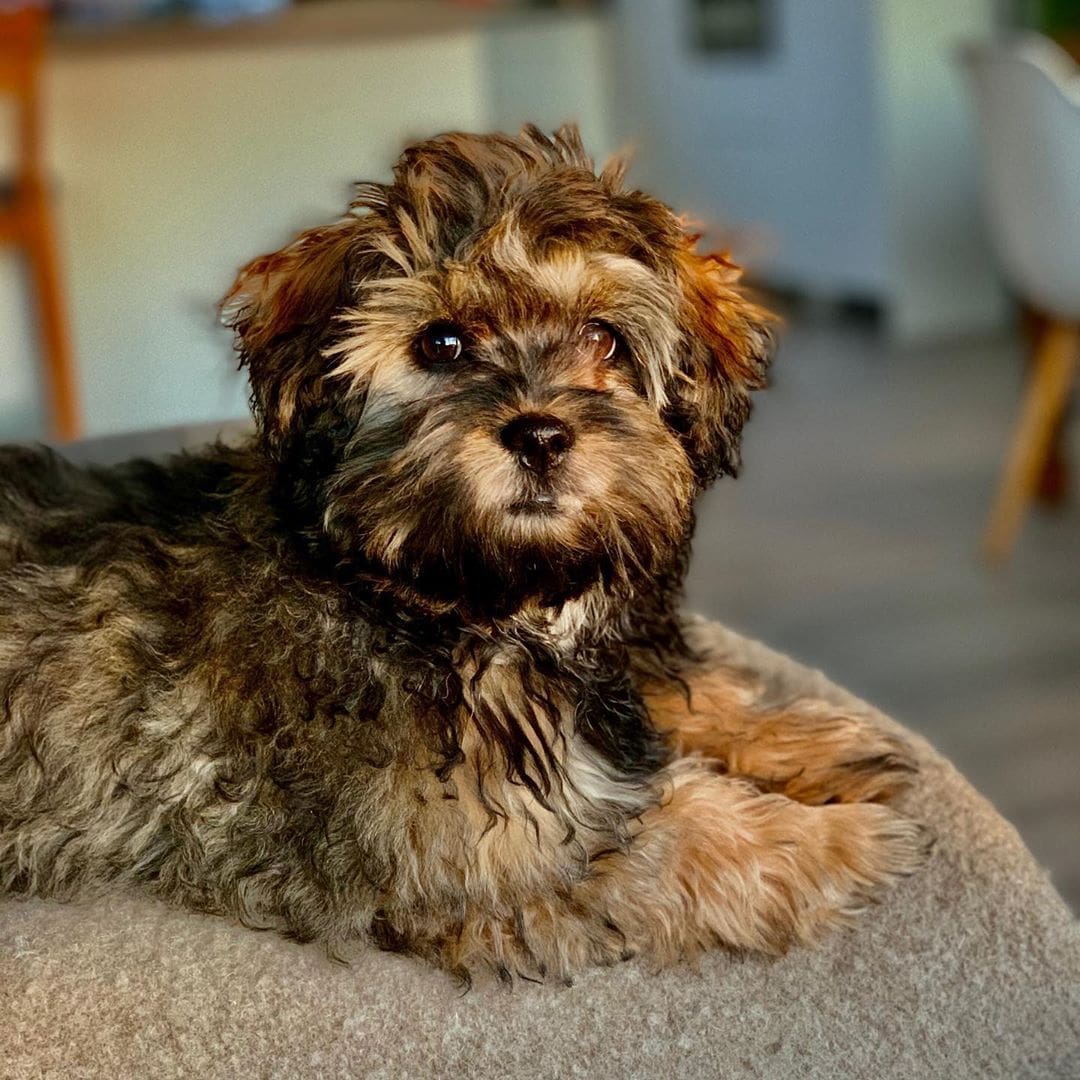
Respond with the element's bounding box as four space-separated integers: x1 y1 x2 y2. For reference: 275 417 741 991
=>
2 622 1078 1080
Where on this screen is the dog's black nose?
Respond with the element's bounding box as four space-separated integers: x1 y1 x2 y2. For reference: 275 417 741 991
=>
500 415 575 474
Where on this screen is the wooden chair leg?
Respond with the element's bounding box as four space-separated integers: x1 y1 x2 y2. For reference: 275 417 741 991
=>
1020 304 1072 504
982 320 1079 562
23 186 80 442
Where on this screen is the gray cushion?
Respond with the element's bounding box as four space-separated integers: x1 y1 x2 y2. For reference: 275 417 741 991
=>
3 622 1078 1079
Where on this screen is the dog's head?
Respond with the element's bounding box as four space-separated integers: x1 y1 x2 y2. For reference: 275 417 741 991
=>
223 125 773 618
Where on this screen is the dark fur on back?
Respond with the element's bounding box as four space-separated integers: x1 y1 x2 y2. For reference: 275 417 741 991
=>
0 126 860 980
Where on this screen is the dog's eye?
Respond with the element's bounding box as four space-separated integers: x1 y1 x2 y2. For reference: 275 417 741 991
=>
577 321 618 363
418 322 465 365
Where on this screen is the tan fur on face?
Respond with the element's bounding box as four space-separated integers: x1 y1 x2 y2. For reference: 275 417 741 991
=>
453 401 692 541
313 217 701 597
329 245 684 411
328 274 445 400
351 390 693 585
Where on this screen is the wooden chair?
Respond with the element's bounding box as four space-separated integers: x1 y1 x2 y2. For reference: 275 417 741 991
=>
0 6 80 441
961 35 1080 562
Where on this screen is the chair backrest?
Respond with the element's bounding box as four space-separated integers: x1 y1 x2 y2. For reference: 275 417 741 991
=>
959 35 1080 321
0 6 46 187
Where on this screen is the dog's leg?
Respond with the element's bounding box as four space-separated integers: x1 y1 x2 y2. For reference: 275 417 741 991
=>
593 761 929 959
642 666 918 805
439 760 928 980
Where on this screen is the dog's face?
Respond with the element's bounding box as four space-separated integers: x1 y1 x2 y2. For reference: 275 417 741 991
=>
224 126 772 617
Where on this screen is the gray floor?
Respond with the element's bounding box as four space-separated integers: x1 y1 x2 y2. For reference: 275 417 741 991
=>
686 311 1080 911
44 312 1080 913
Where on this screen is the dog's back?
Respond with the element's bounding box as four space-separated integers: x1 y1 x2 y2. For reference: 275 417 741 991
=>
0 444 241 568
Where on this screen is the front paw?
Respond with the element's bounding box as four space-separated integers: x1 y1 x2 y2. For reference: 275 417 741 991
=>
823 802 934 911
733 708 920 806
672 783 933 956
768 802 933 949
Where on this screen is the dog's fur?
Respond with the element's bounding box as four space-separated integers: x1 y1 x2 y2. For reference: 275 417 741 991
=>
0 126 928 982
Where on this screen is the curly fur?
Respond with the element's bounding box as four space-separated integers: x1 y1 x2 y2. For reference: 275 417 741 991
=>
0 125 928 982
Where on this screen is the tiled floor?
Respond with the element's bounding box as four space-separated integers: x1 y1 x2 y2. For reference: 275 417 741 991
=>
686 311 1080 910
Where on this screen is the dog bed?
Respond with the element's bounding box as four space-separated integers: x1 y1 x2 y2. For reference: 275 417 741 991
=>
3 620 1078 1080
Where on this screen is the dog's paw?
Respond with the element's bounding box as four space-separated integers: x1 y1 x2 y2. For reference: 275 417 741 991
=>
822 803 934 913
784 729 919 805
430 897 634 986
769 803 933 948
671 786 933 956
736 709 920 806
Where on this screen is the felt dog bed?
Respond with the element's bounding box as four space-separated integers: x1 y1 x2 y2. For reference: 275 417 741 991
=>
3 621 1078 1080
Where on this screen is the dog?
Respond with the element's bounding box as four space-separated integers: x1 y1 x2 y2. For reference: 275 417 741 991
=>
0 125 928 982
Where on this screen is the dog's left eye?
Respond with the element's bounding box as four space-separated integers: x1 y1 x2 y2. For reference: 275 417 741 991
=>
418 322 465 365
577 321 619 363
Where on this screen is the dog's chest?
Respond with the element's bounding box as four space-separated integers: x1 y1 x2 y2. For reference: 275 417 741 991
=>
426 646 651 891
340 639 645 909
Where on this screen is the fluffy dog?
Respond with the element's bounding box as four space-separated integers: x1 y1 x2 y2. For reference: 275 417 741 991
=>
0 125 927 981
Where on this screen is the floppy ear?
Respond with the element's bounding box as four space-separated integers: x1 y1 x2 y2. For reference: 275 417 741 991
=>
668 244 775 484
221 218 367 451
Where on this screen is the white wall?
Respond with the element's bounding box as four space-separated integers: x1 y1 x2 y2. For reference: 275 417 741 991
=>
878 0 1008 340
0 12 612 442
20 32 487 440
484 12 613 161
0 257 40 439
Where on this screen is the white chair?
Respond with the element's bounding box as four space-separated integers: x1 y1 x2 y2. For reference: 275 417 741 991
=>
960 35 1080 560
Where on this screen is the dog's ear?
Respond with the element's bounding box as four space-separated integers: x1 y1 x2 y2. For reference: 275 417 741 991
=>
221 218 367 450
667 243 775 484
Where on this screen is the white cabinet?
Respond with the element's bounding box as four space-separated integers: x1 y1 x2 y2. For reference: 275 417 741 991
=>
611 0 1008 342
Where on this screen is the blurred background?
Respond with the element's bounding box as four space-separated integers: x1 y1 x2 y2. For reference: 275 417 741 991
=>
0 0 1077 907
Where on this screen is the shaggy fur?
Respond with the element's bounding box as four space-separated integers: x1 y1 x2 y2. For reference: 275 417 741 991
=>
0 125 929 981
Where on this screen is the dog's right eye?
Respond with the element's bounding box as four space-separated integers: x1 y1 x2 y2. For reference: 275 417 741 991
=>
418 322 465 365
